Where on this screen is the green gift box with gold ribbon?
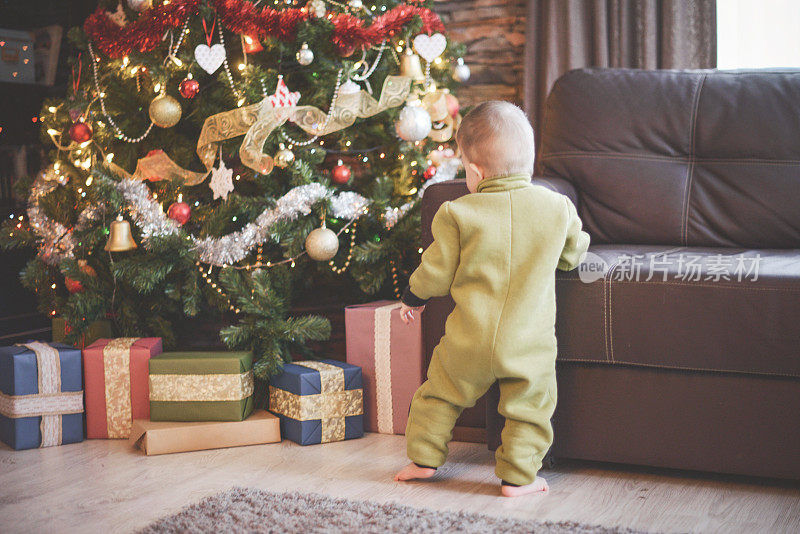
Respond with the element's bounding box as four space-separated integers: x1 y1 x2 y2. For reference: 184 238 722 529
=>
148 351 254 422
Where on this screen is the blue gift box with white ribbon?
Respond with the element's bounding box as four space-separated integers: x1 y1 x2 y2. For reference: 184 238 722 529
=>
268 359 363 445
0 342 84 450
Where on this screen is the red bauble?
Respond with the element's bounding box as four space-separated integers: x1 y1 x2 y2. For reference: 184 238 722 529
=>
178 78 200 99
445 93 460 118
167 201 192 225
337 43 358 57
68 121 93 143
331 162 352 184
423 165 437 181
64 277 84 294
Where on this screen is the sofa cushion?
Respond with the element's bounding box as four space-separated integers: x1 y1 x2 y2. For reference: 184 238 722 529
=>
556 244 800 377
539 68 800 249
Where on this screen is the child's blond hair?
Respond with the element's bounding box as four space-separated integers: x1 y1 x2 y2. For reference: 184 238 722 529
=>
456 101 535 178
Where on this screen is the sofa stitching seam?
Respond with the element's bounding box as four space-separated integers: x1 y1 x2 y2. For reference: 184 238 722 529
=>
554 357 800 379
682 74 706 246
540 153 800 166
557 278 799 291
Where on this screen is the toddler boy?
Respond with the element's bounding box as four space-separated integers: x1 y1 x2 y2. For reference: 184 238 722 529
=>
394 101 590 497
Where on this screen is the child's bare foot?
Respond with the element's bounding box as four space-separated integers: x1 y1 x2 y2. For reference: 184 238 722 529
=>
500 476 549 497
394 463 437 482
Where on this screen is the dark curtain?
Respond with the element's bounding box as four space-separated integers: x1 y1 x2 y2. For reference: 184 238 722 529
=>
524 0 717 157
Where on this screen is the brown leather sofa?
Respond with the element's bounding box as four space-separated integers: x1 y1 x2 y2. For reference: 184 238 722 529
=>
420 68 800 480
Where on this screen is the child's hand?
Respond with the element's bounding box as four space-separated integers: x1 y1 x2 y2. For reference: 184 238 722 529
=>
400 302 425 324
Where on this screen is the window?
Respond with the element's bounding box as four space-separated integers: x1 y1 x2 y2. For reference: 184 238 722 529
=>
717 0 800 68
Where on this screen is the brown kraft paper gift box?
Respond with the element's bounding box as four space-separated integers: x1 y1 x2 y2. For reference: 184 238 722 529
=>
345 300 424 434
129 410 281 455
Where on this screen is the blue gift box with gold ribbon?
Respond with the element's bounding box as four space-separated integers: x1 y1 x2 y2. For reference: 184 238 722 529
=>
268 360 363 445
0 342 84 450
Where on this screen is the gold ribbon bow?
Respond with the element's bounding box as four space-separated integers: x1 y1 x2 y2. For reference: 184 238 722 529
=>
126 75 414 186
269 361 363 443
422 90 462 143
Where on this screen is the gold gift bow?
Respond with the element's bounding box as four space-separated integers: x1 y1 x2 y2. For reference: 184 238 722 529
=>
149 371 254 401
268 360 363 443
422 90 462 143
102 338 138 439
374 302 402 434
3 343 84 447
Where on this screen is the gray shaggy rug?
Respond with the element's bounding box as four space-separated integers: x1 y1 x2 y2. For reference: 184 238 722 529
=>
138 487 653 534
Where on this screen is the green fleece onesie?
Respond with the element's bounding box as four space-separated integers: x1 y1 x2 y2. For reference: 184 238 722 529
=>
402 172 590 485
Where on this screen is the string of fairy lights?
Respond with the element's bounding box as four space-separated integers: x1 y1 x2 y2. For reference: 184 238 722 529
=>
8 0 467 322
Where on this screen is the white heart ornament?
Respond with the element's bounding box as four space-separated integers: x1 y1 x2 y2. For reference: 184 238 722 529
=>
194 43 226 74
413 33 447 63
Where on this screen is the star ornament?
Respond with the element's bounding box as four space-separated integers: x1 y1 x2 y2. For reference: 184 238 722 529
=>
209 159 235 200
268 76 301 108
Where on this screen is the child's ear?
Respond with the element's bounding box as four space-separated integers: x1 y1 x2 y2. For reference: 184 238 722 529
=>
468 162 484 180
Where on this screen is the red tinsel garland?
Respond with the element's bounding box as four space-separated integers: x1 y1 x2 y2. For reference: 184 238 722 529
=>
84 0 202 58
84 0 445 59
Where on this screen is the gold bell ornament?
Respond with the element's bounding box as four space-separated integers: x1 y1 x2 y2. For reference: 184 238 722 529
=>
105 215 138 252
400 47 425 82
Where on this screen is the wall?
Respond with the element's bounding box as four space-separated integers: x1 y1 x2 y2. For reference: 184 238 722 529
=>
436 0 527 106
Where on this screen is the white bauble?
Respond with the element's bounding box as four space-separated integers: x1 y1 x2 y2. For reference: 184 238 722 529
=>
310 0 326 17
296 42 314 66
348 0 363 9
395 103 432 142
127 0 152 12
305 227 340 261
453 57 471 83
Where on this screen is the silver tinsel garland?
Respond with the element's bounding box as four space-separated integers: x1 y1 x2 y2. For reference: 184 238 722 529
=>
27 166 100 264
27 158 458 266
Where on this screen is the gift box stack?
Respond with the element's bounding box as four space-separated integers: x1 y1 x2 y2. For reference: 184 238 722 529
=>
132 349 279 455
344 300 425 435
1 330 375 452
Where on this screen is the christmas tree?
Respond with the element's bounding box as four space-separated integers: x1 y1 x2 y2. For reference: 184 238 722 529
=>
0 0 468 379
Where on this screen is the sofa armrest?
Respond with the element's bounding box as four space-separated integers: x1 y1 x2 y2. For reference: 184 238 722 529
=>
531 176 579 206
420 180 469 247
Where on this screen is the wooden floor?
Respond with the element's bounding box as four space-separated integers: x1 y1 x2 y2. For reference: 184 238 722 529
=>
1 433 798 534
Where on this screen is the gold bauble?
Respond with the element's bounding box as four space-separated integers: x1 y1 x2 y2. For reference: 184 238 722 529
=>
305 226 339 261
274 145 295 168
149 94 182 128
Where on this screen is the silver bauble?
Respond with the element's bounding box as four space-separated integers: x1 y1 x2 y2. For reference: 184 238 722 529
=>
127 0 152 12
395 103 432 142
348 0 363 9
305 227 339 261
453 57 471 83
148 94 182 128
296 42 314 66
